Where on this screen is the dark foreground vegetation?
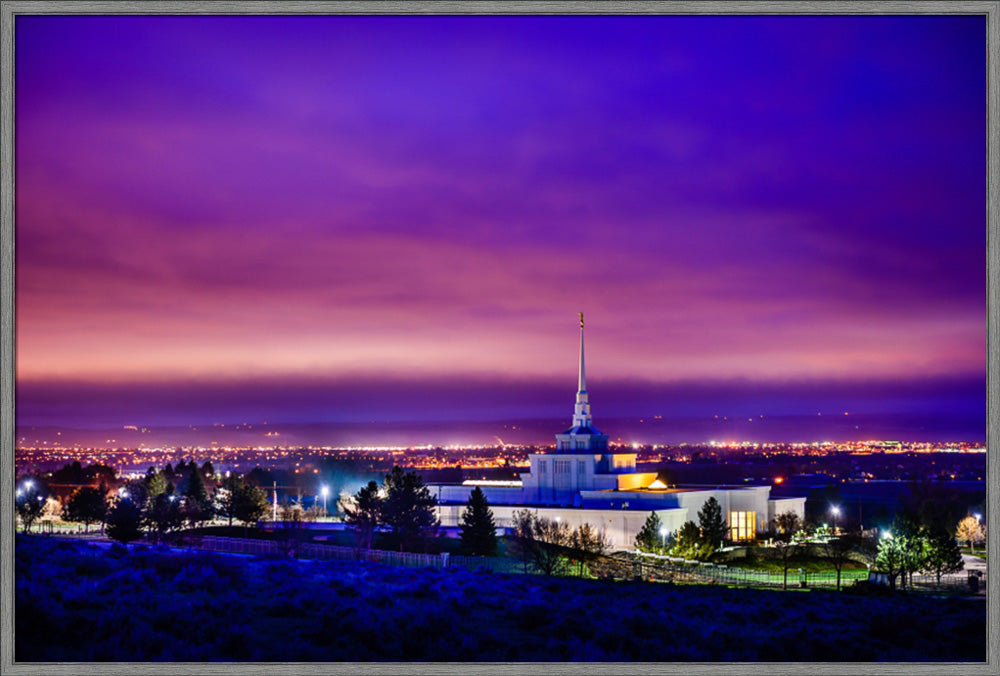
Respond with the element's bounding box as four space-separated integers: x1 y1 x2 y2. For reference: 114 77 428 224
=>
16 536 984 662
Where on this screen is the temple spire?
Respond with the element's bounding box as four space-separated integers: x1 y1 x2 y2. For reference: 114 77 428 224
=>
572 312 591 428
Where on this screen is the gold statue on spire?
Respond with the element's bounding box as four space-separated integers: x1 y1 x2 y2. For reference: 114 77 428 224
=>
579 312 584 329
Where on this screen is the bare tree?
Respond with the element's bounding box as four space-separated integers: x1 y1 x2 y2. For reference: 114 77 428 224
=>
822 533 860 590
570 522 611 577
770 513 801 590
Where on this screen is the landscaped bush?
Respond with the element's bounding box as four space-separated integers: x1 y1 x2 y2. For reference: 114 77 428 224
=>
14 534 986 661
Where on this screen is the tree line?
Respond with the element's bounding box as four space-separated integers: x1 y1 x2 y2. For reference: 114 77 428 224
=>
16 463 271 546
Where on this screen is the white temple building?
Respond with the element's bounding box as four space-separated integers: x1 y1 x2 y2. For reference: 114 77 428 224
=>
429 315 806 550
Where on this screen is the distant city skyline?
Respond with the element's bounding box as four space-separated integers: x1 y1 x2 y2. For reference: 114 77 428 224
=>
15 15 987 436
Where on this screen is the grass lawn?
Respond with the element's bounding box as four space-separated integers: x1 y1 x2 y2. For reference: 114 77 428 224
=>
725 554 869 574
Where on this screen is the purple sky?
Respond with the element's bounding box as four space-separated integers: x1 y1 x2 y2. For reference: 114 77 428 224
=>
15 16 987 437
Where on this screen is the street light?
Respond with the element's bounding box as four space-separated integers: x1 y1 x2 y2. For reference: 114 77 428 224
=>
320 485 330 516
830 506 840 534
659 526 668 552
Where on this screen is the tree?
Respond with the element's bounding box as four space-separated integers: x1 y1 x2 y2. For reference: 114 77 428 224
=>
772 511 801 537
634 511 664 553
570 522 611 577
342 481 383 551
875 533 907 590
121 479 149 511
144 468 168 501
276 502 306 558
893 514 928 588
822 533 861 590
922 527 964 584
380 466 439 553
201 461 215 481
670 521 707 560
529 515 572 576
146 492 183 544
773 539 799 591
769 516 800 590
459 486 498 556
956 516 985 554
511 509 539 574
507 510 574 576
698 497 727 550
233 482 268 536
15 478 48 533
215 474 243 528
106 498 144 546
182 463 214 528
64 486 108 533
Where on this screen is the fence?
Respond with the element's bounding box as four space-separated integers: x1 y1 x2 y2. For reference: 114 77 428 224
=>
594 553 981 593
193 535 449 569
101 533 984 594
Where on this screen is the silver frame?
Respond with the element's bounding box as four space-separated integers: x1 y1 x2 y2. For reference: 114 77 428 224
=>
1 2 997 674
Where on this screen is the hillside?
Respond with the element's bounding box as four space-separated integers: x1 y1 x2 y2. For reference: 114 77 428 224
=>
15 536 985 661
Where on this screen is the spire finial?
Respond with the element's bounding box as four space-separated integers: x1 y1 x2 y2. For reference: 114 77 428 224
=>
579 311 584 330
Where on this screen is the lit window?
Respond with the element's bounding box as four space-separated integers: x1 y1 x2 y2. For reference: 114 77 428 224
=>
729 511 755 542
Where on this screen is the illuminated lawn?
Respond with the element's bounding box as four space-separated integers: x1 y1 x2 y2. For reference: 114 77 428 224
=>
15 536 985 661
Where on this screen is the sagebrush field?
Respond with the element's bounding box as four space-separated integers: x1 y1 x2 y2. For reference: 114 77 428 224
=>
15 536 985 661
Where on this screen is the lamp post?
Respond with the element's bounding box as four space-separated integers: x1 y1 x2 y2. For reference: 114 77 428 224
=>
830 506 840 534
659 526 667 553
320 485 330 517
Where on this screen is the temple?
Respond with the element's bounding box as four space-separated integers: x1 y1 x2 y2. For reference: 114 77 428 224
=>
428 315 806 549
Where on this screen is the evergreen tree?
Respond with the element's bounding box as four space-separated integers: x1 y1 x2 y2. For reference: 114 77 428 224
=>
182 463 214 527
233 482 269 534
634 511 664 552
459 486 498 556
923 527 964 584
893 514 928 588
64 486 108 533
697 496 728 549
342 480 382 550
106 498 143 545
215 474 243 528
144 470 168 501
146 492 183 544
381 466 439 553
